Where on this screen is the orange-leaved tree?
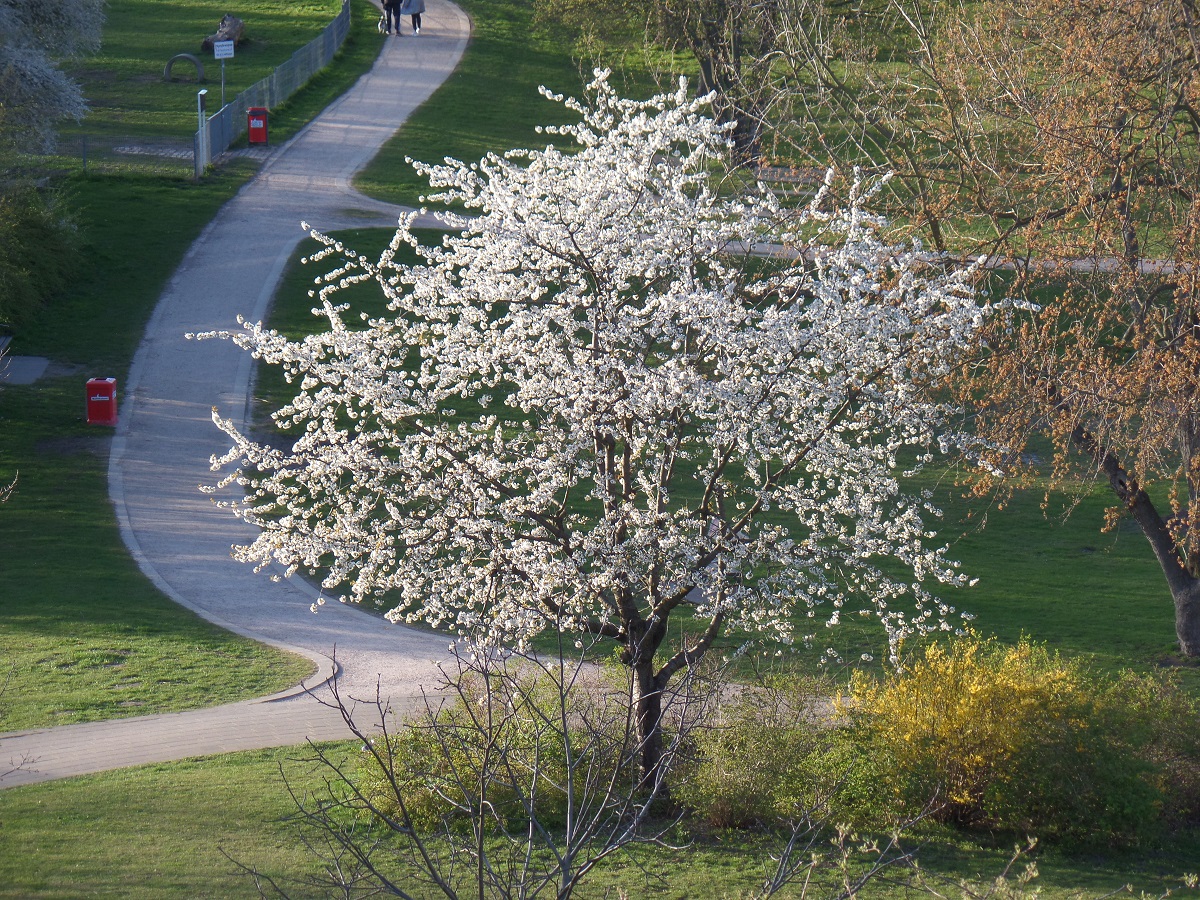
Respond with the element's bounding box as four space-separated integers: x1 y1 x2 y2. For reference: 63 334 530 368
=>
773 0 1200 655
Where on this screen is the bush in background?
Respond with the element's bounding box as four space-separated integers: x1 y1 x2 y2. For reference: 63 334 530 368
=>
679 637 1200 849
0 182 79 325
357 664 638 833
676 674 887 830
1097 669 1200 830
845 636 1198 846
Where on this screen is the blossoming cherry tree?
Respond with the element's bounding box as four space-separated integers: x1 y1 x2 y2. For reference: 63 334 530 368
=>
205 74 990 782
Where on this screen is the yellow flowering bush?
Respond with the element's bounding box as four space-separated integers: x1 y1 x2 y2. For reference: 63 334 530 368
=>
843 636 1161 844
845 638 1076 817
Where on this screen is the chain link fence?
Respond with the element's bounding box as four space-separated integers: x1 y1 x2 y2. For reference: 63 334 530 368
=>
197 0 352 174
48 134 198 177
6 132 200 179
7 0 352 181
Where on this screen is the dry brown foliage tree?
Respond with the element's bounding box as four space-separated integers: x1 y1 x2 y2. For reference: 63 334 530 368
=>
766 0 1200 656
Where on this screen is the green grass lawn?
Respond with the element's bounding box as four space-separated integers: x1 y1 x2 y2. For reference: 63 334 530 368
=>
60 0 351 143
1 745 1197 899
0 0 384 731
0 747 347 899
0 375 316 727
252 222 1186 689
353 0 577 205
293 6 1190 685
353 0 667 206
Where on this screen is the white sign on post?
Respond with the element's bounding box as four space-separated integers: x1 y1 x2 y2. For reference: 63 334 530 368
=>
213 41 234 108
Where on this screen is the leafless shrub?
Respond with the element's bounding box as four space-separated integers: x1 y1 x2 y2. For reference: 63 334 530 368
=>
227 637 710 898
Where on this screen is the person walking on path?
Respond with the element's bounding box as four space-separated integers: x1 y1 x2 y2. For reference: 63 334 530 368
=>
401 0 425 34
384 0 403 34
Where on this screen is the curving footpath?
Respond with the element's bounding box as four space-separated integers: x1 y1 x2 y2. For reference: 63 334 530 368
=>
0 1 471 789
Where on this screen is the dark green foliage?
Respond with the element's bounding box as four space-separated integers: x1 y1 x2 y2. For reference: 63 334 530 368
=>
0 182 78 325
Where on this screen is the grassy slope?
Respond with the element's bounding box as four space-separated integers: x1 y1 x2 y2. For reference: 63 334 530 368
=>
0 0 384 731
60 0 352 142
349 0 1185 678
354 0 575 204
257 224 1183 683
354 0 671 204
1 745 1196 899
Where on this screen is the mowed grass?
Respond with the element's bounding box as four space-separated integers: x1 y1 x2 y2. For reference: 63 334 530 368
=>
354 0 573 204
1 745 1197 899
0 0 385 730
60 0 351 143
0 375 314 728
0 747 350 900
2 0 1198 896
301 6 1190 681
354 0 666 206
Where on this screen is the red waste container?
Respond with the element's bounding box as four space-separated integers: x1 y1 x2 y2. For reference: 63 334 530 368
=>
86 377 118 426
247 107 268 145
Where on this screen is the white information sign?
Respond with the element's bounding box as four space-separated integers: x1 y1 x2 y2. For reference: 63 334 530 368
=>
213 40 235 59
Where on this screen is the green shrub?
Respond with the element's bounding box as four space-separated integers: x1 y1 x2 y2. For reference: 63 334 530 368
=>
1096 669 1200 829
676 675 886 829
678 638 1200 848
355 640 1200 850
0 181 79 325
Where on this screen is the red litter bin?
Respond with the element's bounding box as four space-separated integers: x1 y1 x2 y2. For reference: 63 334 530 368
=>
247 107 268 145
86 377 118 426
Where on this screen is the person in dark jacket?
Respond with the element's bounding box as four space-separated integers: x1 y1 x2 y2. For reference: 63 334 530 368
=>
383 0 402 34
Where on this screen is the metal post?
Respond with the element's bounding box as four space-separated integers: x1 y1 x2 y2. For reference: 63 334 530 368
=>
195 89 208 180
220 59 226 108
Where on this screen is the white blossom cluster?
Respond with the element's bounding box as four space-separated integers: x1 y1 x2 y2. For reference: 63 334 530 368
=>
0 0 103 151
203 72 989 666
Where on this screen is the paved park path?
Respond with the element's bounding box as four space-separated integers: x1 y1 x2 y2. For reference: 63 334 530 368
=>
0 1 471 789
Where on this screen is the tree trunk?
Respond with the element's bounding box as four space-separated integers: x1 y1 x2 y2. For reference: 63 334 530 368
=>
1073 423 1200 656
1123 482 1200 657
632 658 665 790
1172 580 1200 657
201 15 245 53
